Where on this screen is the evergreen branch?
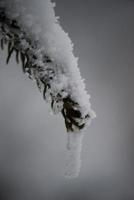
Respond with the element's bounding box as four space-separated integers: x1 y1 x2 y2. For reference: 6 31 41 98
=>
0 9 94 132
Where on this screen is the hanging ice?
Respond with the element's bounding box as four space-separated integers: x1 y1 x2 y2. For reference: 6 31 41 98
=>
0 0 96 178
65 132 84 178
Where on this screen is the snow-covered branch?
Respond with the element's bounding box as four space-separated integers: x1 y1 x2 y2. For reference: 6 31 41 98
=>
0 0 96 177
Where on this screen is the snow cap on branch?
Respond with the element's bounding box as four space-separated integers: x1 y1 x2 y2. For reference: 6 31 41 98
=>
0 0 96 132
0 0 96 178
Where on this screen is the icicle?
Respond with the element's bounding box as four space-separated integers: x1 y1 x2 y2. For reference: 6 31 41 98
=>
65 132 84 178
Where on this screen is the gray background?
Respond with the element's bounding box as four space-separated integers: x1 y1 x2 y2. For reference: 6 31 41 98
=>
0 0 134 199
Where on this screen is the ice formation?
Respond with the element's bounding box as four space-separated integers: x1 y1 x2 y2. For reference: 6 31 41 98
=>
0 0 96 177
65 132 84 178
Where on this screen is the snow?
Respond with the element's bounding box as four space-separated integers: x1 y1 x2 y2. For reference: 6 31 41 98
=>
0 0 96 177
1 0 96 119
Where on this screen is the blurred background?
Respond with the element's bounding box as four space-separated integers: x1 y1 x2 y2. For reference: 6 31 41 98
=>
0 0 134 199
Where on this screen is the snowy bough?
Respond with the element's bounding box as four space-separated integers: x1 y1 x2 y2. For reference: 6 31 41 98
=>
0 0 96 178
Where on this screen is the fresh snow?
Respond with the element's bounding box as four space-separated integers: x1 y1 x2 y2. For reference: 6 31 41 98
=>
0 0 96 177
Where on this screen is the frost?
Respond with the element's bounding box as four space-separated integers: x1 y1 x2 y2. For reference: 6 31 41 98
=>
65 132 84 178
0 0 96 177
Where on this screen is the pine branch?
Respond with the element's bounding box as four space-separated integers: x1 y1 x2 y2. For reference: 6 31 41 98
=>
0 9 95 132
